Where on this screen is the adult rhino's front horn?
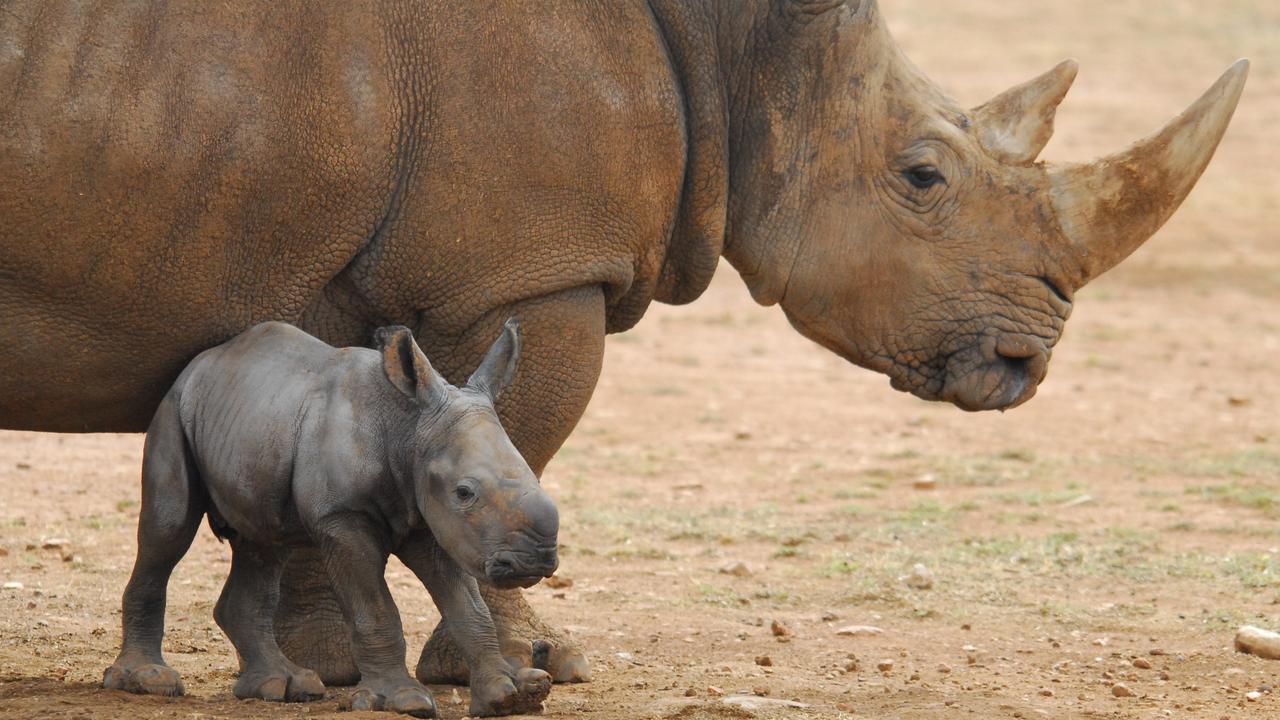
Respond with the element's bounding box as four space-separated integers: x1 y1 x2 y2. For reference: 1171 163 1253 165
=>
1047 60 1250 285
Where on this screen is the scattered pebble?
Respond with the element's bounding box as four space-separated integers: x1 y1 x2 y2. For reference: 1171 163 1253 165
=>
543 575 573 589
1235 626 1280 660
770 619 791 637
1111 683 1134 698
937 664 952 674
707 686 724 696
1247 691 1263 702
904 563 933 590
40 538 70 550
2 581 22 590
751 685 770 697
1133 657 1152 669
719 561 752 578
877 660 894 673
913 474 937 490
835 625 884 637
755 655 772 667
0 547 8 557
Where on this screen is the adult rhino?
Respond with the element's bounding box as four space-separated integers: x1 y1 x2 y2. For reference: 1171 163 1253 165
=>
0 0 1247 686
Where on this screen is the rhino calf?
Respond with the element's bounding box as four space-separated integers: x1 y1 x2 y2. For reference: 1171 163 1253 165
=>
102 319 558 717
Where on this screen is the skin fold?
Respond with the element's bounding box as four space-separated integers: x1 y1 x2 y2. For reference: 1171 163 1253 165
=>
103 319 557 717
0 0 1246 684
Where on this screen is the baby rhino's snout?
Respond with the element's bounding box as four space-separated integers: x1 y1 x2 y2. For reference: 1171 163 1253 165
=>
485 489 559 588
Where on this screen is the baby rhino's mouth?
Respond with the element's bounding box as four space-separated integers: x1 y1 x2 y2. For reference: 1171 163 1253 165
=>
484 546 558 589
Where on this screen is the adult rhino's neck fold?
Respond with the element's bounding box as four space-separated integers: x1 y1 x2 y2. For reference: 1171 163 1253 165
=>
646 0 734 305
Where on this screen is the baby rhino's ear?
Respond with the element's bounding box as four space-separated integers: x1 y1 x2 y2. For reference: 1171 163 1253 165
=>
466 317 522 402
373 326 449 406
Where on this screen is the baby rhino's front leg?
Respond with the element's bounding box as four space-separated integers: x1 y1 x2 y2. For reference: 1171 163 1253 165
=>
398 532 551 716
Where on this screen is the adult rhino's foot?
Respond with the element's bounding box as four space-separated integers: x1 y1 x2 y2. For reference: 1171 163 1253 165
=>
102 660 184 697
275 547 359 685
233 663 326 703
416 586 589 684
341 678 437 718
469 667 552 717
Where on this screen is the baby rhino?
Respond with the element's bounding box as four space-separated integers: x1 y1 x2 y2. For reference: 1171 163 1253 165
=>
103 319 558 717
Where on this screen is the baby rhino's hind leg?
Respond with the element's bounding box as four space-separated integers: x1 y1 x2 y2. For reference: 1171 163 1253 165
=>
103 397 203 696
215 543 325 702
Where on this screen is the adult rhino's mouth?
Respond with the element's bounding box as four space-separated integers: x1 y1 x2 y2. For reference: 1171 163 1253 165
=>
895 335 1050 412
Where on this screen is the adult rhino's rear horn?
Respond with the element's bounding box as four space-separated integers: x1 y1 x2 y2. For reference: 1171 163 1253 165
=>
1048 60 1250 285
973 59 1078 165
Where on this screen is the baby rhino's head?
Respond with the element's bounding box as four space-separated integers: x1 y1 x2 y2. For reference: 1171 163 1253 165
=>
376 318 558 589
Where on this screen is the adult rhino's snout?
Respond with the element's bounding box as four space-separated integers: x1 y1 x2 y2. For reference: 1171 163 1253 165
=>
942 333 1052 412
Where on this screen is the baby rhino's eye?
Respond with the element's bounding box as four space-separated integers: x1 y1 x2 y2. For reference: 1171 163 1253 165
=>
455 485 475 502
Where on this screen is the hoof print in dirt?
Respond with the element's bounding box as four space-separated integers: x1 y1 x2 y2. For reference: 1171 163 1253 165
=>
102 662 185 697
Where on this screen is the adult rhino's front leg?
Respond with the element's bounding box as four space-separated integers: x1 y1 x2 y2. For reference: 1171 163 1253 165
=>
274 286 605 685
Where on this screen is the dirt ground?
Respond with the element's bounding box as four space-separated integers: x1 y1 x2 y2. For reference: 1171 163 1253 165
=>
2 1 1278 719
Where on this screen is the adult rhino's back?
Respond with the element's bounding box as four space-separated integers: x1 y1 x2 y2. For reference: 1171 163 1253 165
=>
0 2 686 432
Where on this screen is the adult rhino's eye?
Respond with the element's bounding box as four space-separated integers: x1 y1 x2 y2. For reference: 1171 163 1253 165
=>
905 165 944 189
455 486 475 503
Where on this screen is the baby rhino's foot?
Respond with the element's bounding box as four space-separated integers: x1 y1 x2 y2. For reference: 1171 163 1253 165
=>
233 664 326 703
471 667 552 717
342 678 437 718
102 661 185 697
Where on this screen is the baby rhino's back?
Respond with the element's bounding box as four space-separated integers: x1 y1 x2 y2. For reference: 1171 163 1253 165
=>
173 322 372 543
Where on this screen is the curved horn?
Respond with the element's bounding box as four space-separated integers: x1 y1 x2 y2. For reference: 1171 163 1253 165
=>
973 59 1078 164
1050 59 1249 283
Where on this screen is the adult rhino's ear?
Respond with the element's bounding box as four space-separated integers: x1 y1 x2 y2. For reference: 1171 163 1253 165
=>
466 317 522 403
374 326 449 407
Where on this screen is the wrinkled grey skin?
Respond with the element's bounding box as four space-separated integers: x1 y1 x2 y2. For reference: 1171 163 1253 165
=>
102 319 557 718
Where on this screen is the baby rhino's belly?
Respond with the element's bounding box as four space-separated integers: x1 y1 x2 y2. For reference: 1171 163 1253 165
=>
196 452 310 547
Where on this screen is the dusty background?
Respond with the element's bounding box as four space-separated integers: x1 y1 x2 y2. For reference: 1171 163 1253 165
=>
2 1 1277 718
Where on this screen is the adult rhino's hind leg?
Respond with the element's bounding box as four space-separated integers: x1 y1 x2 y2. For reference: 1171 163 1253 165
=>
275 546 360 685
103 396 203 697
416 287 603 685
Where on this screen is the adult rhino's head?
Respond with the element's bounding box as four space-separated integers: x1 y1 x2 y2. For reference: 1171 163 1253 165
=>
722 0 1247 411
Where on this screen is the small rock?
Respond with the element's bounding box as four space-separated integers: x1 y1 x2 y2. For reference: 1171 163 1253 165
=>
543 575 573 589
770 619 791 637
723 696 807 711
1159 671 1170 681
2 581 22 590
1247 691 1262 702
1111 683 1134 698
937 664 952 674
707 686 724 696
755 655 773 667
1235 626 1280 660
41 538 70 550
904 563 933 590
60 551 74 563
836 625 884 637
841 657 859 673
877 660 894 673
451 688 464 705
751 685 770 697
1149 648 1166 656
913 474 937 490
719 561 752 578
684 688 697 697
1039 689 1054 697
0 547 8 557
1132 657 1152 669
